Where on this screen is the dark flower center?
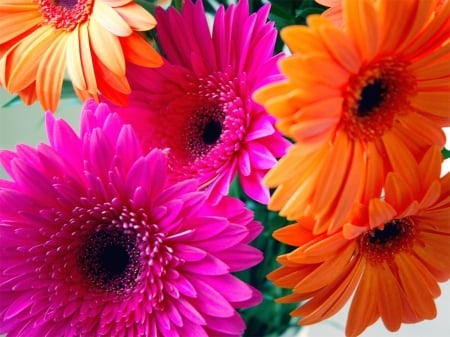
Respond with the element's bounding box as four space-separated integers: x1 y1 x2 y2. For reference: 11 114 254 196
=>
80 228 141 294
54 0 78 8
368 220 403 245
185 106 225 159
342 60 416 141
360 217 415 264
357 79 387 117
39 0 93 30
202 120 223 145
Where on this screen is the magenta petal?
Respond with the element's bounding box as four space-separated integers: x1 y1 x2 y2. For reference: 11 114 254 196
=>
182 254 230 275
204 311 246 335
247 142 277 170
173 244 207 262
239 170 270 204
168 273 197 298
177 298 206 325
199 274 255 303
114 125 143 173
215 245 263 271
190 278 235 317
126 150 167 198
4 291 34 320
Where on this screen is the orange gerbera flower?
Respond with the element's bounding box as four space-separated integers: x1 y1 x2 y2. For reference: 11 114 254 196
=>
267 145 450 337
254 0 450 234
0 0 163 111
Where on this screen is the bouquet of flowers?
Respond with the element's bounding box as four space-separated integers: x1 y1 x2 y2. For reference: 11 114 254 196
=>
0 0 449 336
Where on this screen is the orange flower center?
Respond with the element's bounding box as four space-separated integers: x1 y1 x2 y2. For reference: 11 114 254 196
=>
184 105 225 159
359 217 415 264
39 0 94 31
341 59 416 141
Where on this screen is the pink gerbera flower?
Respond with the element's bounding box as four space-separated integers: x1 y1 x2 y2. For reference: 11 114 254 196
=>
105 0 290 204
0 100 263 337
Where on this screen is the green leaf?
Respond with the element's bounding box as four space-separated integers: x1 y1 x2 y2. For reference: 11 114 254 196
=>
442 147 450 160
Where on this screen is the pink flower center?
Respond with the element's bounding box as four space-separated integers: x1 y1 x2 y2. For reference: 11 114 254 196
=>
39 0 94 31
359 217 415 264
342 59 416 141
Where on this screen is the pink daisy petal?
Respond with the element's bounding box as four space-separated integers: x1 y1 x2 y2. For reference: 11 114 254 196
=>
0 99 262 337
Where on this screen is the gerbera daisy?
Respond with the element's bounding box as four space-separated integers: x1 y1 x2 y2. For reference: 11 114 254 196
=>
105 0 290 204
0 100 263 337
267 145 450 337
254 0 450 233
0 0 163 112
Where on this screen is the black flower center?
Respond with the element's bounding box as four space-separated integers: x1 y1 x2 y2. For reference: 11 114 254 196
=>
185 106 225 159
202 120 223 145
368 220 403 245
342 60 415 141
80 228 141 294
360 217 415 264
100 243 129 276
357 79 387 117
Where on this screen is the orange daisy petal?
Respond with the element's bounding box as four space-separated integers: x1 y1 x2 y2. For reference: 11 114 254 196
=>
368 198 397 229
36 32 68 112
344 0 380 61
414 231 450 278
396 253 439 320
115 3 157 31
280 54 349 87
346 263 379 337
361 142 385 204
419 145 444 191
268 264 317 289
88 15 125 76
94 60 130 102
273 218 316 246
382 131 420 192
377 0 417 54
0 6 41 45
296 259 363 326
323 140 364 233
375 262 404 332
79 23 98 98
290 97 342 144
403 0 450 58
101 0 132 7
409 42 450 76
411 90 450 118
384 172 415 213
92 0 132 37
291 242 354 292
398 0 439 53
119 33 163 67
280 24 326 55
5 25 55 92
318 23 361 73
17 81 37 105
66 26 87 91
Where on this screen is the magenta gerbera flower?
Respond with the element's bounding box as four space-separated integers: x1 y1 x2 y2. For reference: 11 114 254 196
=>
104 0 290 204
0 100 263 337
